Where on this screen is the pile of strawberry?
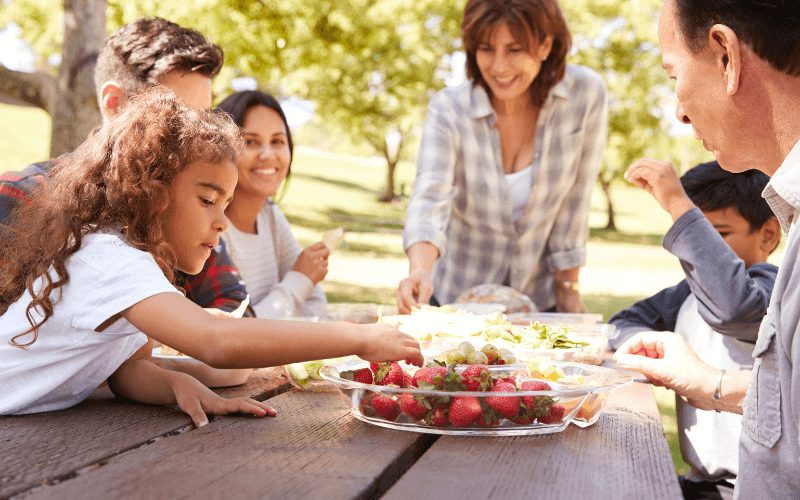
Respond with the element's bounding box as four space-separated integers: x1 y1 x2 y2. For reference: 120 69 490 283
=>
342 361 565 428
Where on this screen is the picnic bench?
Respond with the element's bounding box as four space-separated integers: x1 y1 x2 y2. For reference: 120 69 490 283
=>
1 365 682 500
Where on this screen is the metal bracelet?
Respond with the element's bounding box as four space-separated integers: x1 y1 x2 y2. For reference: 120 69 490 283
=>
713 369 726 413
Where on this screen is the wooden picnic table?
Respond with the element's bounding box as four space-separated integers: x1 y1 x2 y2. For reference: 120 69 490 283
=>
1 364 682 500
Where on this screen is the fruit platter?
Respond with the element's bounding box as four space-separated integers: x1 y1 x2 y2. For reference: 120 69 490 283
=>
320 354 633 436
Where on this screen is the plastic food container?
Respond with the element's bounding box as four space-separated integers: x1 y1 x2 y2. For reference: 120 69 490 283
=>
320 359 632 435
152 348 252 388
326 303 398 324
563 324 616 366
505 312 604 326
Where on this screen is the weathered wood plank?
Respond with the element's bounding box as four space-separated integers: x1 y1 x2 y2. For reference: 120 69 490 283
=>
0 367 290 500
14 389 436 500
382 383 682 500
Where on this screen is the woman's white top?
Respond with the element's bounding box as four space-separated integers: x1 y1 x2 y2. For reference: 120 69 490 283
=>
221 201 327 319
0 231 181 415
505 166 534 222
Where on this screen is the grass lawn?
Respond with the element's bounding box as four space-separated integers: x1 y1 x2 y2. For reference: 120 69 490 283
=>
2 102 689 476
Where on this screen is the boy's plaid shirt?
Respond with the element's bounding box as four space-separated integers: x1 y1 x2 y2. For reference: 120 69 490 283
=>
0 160 253 317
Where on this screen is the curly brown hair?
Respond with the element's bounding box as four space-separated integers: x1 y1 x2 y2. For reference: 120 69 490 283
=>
462 0 572 108
0 86 242 347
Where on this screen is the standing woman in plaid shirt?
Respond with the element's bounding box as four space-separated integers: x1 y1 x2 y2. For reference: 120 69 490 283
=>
396 0 607 314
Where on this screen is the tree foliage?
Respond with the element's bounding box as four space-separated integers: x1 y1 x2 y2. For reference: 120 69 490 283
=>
1 0 710 212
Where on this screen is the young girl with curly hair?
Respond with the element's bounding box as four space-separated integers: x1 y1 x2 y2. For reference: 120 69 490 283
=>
0 87 422 426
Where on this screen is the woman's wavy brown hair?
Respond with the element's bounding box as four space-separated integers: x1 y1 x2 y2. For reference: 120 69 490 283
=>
462 0 572 108
0 86 243 348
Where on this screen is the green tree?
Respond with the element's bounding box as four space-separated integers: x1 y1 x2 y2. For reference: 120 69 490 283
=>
563 0 707 229
274 0 463 201
1 0 105 157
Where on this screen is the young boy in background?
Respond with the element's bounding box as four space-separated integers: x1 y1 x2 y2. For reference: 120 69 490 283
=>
609 159 780 500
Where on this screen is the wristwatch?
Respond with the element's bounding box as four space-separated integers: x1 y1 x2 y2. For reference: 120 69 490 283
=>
555 280 580 291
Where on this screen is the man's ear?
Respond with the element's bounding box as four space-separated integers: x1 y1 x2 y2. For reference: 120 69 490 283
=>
708 24 742 96
99 82 125 120
760 217 782 254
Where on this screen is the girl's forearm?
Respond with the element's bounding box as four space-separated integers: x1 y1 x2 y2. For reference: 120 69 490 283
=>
196 319 372 368
108 357 182 405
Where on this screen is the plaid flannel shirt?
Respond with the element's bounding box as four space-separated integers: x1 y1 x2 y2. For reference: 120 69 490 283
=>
0 160 253 317
403 65 608 310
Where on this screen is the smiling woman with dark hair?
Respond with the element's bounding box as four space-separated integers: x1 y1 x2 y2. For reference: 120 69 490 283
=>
396 0 608 315
215 90 329 319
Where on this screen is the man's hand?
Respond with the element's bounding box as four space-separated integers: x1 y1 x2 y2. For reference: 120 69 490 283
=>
613 331 721 411
624 158 696 221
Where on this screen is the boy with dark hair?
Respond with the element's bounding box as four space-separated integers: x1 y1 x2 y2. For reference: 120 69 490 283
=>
0 18 251 317
610 159 780 500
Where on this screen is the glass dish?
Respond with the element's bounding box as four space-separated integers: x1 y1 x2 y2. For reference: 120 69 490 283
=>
320 359 632 435
553 362 634 427
151 348 252 388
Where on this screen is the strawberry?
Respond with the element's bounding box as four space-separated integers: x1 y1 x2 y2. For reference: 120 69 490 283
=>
486 382 520 418
370 362 383 374
400 392 430 420
476 405 500 426
493 375 516 387
360 391 400 421
403 370 414 388
340 368 374 385
375 362 404 386
508 405 535 425
520 380 552 410
411 366 447 389
538 403 565 424
424 404 449 427
449 396 482 427
460 364 493 392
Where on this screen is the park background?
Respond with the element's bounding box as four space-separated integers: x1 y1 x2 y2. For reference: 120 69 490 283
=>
0 0 784 477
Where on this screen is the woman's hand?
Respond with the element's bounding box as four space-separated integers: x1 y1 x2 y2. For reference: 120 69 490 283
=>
171 373 277 427
395 270 435 314
356 323 424 367
292 241 330 284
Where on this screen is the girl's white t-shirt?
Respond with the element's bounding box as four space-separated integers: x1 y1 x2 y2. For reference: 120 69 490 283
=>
0 231 181 415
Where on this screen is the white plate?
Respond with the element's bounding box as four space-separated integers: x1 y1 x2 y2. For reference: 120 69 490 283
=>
151 348 251 388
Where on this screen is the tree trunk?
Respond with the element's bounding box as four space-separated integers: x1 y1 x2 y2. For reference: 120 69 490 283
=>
379 158 398 202
377 131 405 202
50 0 106 157
601 178 616 231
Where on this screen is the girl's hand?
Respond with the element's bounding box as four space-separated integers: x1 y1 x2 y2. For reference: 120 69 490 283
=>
171 374 277 427
293 241 330 284
356 323 424 367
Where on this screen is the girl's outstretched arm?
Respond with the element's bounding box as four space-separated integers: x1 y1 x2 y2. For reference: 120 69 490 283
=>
122 293 424 369
108 351 275 427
